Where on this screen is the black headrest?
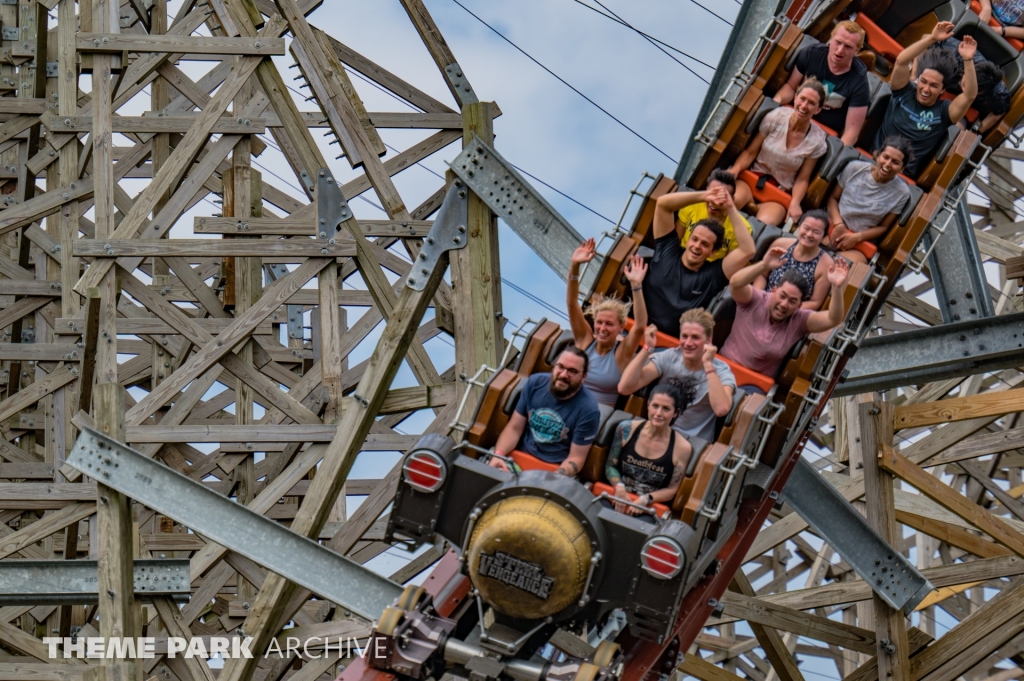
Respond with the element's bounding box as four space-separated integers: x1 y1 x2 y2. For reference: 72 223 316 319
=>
546 329 575 367
785 34 820 73
754 225 785 262
595 409 631 448
877 0 966 36
745 97 781 135
723 388 748 428
683 433 709 476
933 125 961 165
956 14 1018 68
709 288 736 322
820 145 864 184
745 214 768 242
503 379 524 415
899 184 925 226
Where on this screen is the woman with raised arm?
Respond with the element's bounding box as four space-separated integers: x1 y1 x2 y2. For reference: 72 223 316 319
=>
605 378 697 517
567 238 648 406
729 78 829 226
753 209 834 311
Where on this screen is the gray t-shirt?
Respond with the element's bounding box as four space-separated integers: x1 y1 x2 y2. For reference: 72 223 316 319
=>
837 161 910 234
649 350 737 443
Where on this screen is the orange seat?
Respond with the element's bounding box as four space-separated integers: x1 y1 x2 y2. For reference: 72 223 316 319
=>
738 170 792 207
510 450 559 473
855 13 905 62
591 481 670 518
828 220 878 259
622 319 776 393
971 0 1024 51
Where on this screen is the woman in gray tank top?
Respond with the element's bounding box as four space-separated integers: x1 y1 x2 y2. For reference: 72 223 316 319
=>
566 239 649 406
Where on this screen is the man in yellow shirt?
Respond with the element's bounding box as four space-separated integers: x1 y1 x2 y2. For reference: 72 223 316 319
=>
677 169 753 262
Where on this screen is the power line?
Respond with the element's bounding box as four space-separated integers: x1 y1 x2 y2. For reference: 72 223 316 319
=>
449 0 677 163
569 0 714 83
687 0 734 26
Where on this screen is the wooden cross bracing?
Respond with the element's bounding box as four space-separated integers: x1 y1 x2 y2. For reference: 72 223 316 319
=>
2 1 1024 681
0 0 508 679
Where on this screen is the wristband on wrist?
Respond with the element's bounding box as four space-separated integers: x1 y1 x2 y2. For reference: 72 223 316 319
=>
631 285 643 291
642 344 655 353
568 275 579 281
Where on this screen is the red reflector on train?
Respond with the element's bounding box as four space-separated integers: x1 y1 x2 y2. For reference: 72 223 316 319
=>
640 537 683 579
402 450 446 493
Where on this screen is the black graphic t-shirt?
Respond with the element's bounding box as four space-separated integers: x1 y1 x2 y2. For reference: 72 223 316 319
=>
642 231 728 338
874 83 952 177
793 43 871 133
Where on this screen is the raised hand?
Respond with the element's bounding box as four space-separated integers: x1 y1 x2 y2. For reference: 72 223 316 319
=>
931 20 955 42
702 342 718 369
644 324 658 349
764 245 787 270
624 254 648 287
827 256 850 287
959 34 978 61
571 238 597 266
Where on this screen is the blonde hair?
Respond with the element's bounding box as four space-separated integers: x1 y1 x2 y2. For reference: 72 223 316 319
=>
678 308 714 339
585 295 631 325
831 20 866 49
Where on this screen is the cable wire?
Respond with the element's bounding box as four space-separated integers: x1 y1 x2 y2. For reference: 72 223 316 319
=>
569 0 712 84
687 0 734 26
449 0 677 163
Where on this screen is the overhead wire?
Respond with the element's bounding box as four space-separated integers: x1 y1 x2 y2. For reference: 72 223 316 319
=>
448 0 677 163
568 0 714 83
686 0 734 26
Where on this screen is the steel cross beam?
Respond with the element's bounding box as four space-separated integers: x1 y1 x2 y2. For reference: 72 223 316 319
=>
783 457 933 613
836 312 1024 396
0 559 190 604
926 195 994 323
449 135 598 297
64 427 403 620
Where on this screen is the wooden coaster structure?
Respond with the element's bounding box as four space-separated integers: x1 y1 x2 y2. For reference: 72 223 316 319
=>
0 2 1022 681
0 0 506 679
677 154 1024 680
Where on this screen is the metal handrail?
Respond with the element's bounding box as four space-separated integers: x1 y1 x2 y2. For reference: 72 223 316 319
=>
907 143 992 273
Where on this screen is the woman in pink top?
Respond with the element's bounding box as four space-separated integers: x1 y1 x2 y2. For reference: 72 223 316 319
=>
729 78 829 226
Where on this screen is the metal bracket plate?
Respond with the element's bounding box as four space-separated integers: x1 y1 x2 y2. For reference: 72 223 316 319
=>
266 263 303 341
66 427 403 620
45 61 56 78
315 168 352 239
449 135 597 296
444 61 479 105
782 457 933 613
406 180 469 290
0 559 190 604
2 27 18 40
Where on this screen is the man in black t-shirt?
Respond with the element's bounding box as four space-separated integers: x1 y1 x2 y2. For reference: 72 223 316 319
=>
642 183 756 338
874 21 977 177
775 20 870 146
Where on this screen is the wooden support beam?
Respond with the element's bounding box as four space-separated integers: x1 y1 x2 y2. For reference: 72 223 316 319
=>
76 33 285 55
218 242 452 681
894 389 1024 430
730 572 806 681
451 101 502 404
879 444 1024 559
857 399 911 681
720 591 875 654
